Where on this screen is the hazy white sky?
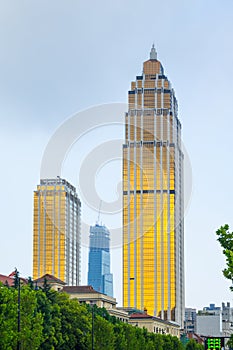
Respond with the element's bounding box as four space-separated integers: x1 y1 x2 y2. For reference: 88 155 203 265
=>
1 0 233 310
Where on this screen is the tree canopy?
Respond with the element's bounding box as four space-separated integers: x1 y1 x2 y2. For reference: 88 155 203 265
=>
216 224 233 289
0 278 203 349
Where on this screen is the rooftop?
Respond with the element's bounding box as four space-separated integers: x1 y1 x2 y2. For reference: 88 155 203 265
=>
130 312 152 319
34 274 66 285
40 177 77 193
62 285 100 294
0 274 15 286
0 271 27 286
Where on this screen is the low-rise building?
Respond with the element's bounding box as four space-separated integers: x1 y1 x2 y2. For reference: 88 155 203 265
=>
62 285 128 323
128 311 180 337
31 274 181 336
0 271 27 286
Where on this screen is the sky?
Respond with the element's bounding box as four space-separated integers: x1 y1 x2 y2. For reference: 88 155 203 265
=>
1 0 233 311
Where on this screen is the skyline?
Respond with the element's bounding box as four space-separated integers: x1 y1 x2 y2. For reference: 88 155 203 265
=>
1 0 233 311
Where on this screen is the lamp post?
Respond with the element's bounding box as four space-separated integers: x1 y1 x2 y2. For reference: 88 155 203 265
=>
91 304 94 350
16 269 20 350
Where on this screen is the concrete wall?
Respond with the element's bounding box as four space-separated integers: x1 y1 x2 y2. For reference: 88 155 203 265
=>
196 315 222 337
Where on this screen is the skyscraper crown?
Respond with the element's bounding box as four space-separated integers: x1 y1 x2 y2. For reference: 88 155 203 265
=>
150 44 157 60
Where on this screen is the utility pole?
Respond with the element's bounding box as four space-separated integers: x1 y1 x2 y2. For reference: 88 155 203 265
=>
16 269 20 350
92 305 94 350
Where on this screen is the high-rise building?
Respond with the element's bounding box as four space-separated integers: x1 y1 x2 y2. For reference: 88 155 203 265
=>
88 224 113 297
33 177 81 285
123 45 184 326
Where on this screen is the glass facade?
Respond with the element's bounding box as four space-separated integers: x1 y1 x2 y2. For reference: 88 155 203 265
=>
123 46 184 326
33 178 81 286
88 224 113 297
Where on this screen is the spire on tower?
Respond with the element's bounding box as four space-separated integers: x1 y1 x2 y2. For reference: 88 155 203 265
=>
150 43 157 60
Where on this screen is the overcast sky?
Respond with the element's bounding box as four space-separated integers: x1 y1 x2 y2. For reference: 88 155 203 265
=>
1 0 233 310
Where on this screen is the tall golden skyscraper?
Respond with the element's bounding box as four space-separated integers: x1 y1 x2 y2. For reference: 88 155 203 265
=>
33 178 81 285
123 46 184 326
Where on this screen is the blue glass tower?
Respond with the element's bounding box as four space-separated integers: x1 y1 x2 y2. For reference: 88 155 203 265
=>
88 224 113 297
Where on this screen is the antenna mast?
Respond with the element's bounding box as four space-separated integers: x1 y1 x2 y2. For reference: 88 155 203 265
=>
97 200 102 224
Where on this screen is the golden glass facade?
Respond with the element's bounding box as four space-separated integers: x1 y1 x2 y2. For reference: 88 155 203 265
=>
33 178 81 285
123 46 184 326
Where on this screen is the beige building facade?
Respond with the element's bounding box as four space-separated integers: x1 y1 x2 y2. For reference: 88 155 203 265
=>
129 312 180 337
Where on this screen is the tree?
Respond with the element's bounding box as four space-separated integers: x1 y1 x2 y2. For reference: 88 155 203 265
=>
0 279 186 349
41 277 51 295
18 287 43 349
186 339 204 350
0 283 17 349
56 293 91 350
35 288 63 349
216 224 233 289
153 333 164 350
113 323 127 350
121 323 140 350
0 284 44 349
172 335 184 350
94 315 115 350
162 334 173 350
13 268 20 289
227 334 233 350
27 276 34 290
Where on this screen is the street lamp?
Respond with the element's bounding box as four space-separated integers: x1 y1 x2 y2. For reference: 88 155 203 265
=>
90 303 95 350
15 269 20 350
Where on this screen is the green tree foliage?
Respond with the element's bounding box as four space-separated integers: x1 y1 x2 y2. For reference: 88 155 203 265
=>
27 276 34 290
227 334 233 350
35 289 63 349
172 335 185 350
18 287 43 349
0 283 17 349
0 283 43 350
216 224 233 289
94 315 115 350
113 323 127 349
0 280 185 349
186 339 204 350
56 293 91 350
